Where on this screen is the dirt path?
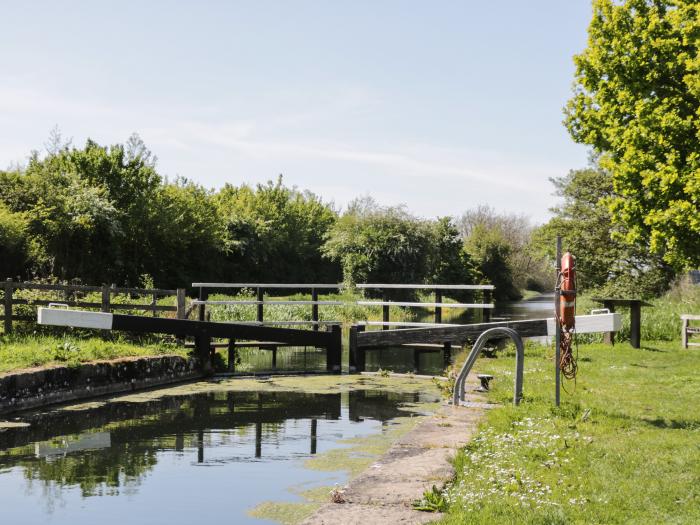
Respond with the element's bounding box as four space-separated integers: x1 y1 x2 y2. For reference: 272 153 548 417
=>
301 382 489 525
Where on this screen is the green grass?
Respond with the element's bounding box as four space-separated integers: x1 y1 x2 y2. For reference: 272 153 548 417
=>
0 334 185 374
436 340 700 524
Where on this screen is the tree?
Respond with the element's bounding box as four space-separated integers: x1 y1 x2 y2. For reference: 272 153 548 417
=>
0 202 28 278
214 177 339 283
533 166 675 297
322 197 435 296
428 217 481 299
565 0 700 268
458 205 548 300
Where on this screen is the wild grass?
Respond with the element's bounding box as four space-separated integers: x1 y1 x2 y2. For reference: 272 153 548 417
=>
436 340 700 524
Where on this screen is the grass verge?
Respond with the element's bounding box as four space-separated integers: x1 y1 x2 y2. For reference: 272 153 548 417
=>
0 334 184 374
436 340 700 524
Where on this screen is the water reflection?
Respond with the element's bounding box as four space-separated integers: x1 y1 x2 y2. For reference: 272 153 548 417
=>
0 389 434 524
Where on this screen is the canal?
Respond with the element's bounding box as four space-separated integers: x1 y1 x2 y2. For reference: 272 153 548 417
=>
0 379 438 524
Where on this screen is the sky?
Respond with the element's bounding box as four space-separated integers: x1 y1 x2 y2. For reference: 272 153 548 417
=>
0 1 592 223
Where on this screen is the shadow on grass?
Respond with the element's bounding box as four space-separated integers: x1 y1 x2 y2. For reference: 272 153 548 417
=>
605 410 700 431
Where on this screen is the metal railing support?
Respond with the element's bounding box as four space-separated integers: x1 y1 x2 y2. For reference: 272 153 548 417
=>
453 327 524 407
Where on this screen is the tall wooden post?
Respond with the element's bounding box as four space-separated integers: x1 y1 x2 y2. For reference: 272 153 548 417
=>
349 324 365 372
311 287 319 331
434 289 442 324
101 285 110 313
483 290 491 322
151 292 158 317
227 338 237 373
198 287 208 322
256 287 264 323
630 301 641 349
443 341 452 368
4 279 13 334
555 236 562 407
176 288 186 320
310 419 318 454
327 324 342 373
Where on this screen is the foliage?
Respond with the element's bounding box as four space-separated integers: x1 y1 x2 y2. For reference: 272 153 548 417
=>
533 165 675 297
0 202 28 278
459 205 549 300
214 177 340 283
413 484 450 512
565 0 700 269
322 197 436 296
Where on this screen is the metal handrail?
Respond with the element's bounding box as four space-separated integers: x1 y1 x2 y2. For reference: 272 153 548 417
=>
453 327 524 407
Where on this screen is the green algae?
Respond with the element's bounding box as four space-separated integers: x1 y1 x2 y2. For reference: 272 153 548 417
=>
110 373 441 404
248 501 319 525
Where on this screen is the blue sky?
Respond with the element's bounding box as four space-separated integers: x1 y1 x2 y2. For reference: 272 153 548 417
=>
0 1 592 223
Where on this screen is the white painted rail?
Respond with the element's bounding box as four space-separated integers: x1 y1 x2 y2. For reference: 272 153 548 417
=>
356 283 494 290
357 301 494 309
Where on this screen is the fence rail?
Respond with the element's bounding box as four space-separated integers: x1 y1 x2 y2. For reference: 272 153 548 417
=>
2 279 186 334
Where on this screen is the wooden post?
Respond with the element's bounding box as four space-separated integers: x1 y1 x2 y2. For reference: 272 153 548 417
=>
349 325 365 372
198 287 208 322
443 341 452 368
435 289 442 324
603 301 615 345
311 287 319 331
257 287 264 323
176 289 186 320
101 285 110 313
271 345 277 369
483 290 491 322
227 339 236 372
327 324 342 373
382 305 390 330
630 301 641 349
555 236 562 407
4 278 13 334
151 292 158 317
682 317 688 349
195 333 213 375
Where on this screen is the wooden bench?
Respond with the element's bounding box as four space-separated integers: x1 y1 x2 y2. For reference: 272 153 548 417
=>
681 315 700 348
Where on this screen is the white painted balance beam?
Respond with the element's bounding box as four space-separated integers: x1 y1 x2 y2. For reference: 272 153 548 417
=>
546 313 621 336
38 307 114 330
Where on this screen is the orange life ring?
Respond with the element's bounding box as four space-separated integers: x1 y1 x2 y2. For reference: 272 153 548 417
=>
559 252 576 330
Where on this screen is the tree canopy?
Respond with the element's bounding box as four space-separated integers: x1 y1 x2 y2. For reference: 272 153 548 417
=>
565 0 699 268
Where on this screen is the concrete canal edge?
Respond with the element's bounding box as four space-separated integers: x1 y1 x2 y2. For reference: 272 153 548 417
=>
301 384 489 525
0 355 201 416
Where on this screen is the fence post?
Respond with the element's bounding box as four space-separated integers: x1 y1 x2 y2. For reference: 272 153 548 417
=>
198 287 208 322
349 324 365 373
101 285 110 313
176 289 186 320
483 289 491 322
257 287 264 323
4 278 13 334
151 292 158 317
327 324 342 373
435 289 442 324
311 287 319 331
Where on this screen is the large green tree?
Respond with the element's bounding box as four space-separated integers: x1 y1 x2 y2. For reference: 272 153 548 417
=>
565 0 699 268
533 166 675 297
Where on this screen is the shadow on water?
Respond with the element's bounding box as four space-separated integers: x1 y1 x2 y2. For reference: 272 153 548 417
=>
0 389 434 524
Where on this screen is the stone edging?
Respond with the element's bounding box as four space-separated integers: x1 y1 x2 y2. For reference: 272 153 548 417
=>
0 355 201 416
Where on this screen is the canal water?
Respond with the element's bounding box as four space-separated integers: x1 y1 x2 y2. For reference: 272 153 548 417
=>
0 389 435 524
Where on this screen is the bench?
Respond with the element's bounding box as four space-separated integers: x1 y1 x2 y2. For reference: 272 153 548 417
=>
681 315 700 348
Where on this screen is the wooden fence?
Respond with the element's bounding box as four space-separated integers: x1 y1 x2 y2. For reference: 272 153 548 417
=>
1 279 186 334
